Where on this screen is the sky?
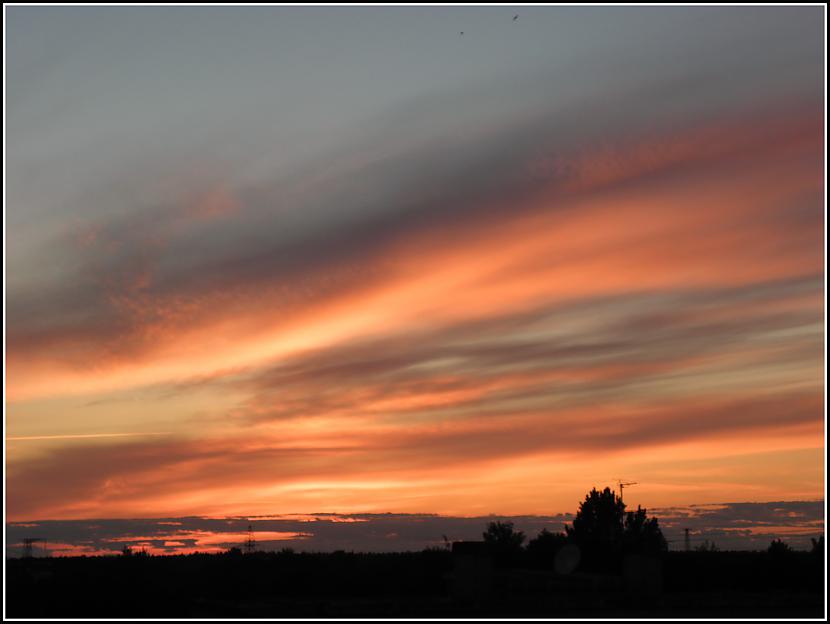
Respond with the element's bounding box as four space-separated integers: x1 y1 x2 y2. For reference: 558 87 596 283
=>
4 6 826 541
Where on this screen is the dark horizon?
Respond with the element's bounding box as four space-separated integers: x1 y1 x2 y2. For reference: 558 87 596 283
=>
7 499 825 558
6 490 824 618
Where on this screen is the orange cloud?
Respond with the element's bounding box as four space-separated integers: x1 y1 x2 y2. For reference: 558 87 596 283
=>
6 101 824 522
6 105 822 404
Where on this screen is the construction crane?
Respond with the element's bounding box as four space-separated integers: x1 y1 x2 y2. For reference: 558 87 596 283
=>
617 480 638 506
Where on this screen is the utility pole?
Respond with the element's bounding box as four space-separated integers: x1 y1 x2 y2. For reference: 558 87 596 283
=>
684 528 691 552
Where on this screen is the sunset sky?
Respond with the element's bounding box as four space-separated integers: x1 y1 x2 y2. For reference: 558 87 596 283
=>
5 6 825 540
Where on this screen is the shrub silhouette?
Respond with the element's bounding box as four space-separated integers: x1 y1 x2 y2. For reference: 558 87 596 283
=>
483 521 525 567
483 520 526 549
695 540 719 552
768 538 794 555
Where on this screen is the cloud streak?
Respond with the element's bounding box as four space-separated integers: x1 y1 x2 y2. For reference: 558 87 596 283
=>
8 432 171 442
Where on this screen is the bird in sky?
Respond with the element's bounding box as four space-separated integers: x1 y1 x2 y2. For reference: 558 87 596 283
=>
513 15 519 21
459 31 464 36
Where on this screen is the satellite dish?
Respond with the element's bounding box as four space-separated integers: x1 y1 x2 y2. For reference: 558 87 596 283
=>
554 543 581 575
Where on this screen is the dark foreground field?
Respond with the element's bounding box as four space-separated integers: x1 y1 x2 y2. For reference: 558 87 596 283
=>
6 549 825 618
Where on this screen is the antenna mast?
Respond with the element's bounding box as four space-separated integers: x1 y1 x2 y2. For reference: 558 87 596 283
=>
617 479 638 506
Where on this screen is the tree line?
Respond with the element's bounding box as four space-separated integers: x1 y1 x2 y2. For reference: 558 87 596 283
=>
478 486 820 572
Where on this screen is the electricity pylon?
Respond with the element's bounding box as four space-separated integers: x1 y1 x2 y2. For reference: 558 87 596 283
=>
244 524 256 554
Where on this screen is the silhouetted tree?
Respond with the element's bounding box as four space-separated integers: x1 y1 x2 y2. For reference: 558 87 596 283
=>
623 505 668 554
565 487 625 572
566 487 666 572
567 487 626 544
483 521 526 550
810 536 823 555
483 521 525 567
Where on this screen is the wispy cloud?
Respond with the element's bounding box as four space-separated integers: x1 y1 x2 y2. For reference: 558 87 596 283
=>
8 432 171 442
